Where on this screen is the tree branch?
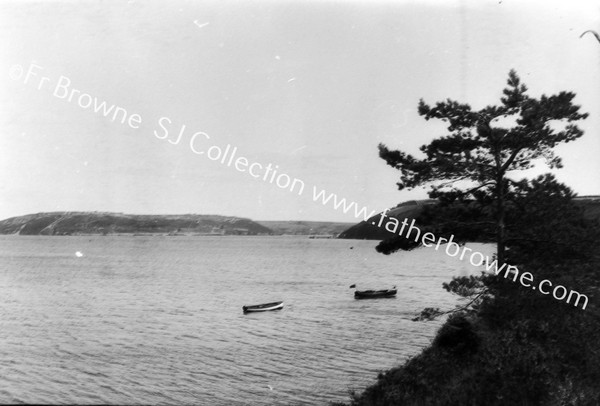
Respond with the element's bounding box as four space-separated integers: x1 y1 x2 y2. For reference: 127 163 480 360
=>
501 147 523 173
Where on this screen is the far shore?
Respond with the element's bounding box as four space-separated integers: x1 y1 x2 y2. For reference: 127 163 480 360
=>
0 233 339 237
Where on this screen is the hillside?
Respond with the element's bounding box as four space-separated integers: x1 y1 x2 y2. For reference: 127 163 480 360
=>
0 212 273 236
338 196 600 240
574 195 600 220
337 200 437 240
257 220 354 236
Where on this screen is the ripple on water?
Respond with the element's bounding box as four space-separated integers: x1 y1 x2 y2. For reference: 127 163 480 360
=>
0 236 493 405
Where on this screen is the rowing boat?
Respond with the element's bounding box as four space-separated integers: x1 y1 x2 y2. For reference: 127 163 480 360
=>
242 301 284 313
354 289 397 299
350 284 397 299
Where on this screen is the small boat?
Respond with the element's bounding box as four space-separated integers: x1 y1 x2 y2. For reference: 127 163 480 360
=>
242 301 284 313
350 284 397 299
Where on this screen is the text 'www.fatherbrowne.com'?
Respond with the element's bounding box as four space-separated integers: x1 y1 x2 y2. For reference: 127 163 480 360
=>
374 208 589 310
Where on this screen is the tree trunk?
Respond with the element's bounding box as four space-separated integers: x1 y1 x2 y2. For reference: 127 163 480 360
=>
496 174 505 265
493 145 506 265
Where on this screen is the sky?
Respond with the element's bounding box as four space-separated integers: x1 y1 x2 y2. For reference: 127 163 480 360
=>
1 0 599 222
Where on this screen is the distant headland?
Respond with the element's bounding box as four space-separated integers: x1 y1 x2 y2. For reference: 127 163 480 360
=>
337 196 600 240
0 212 353 237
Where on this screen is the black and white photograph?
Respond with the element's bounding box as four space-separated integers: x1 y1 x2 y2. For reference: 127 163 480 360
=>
1 0 599 405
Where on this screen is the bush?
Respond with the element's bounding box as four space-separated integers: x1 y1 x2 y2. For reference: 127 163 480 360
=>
432 314 479 355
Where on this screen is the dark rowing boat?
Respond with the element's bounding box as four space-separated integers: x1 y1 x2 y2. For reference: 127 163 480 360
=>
350 284 397 299
242 301 284 313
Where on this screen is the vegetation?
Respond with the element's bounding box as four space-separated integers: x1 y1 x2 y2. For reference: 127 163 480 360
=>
256 220 353 236
338 200 435 240
0 212 353 236
336 197 600 241
343 177 600 405
378 69 588 263
0 212 272 235
339 72 600 405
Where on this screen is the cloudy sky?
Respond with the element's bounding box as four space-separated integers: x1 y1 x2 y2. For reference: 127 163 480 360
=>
1 0 599 222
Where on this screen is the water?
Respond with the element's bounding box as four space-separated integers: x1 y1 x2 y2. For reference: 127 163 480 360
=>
0 235 494 405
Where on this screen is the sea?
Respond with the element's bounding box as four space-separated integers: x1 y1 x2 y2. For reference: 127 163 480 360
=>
0 235 494 405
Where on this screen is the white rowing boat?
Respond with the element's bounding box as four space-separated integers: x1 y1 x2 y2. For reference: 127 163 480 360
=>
242 301 284 313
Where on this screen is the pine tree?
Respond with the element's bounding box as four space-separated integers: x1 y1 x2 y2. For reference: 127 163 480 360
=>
378 70 588 264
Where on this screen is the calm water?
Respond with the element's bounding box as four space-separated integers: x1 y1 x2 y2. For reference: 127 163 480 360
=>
0 235 493 405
